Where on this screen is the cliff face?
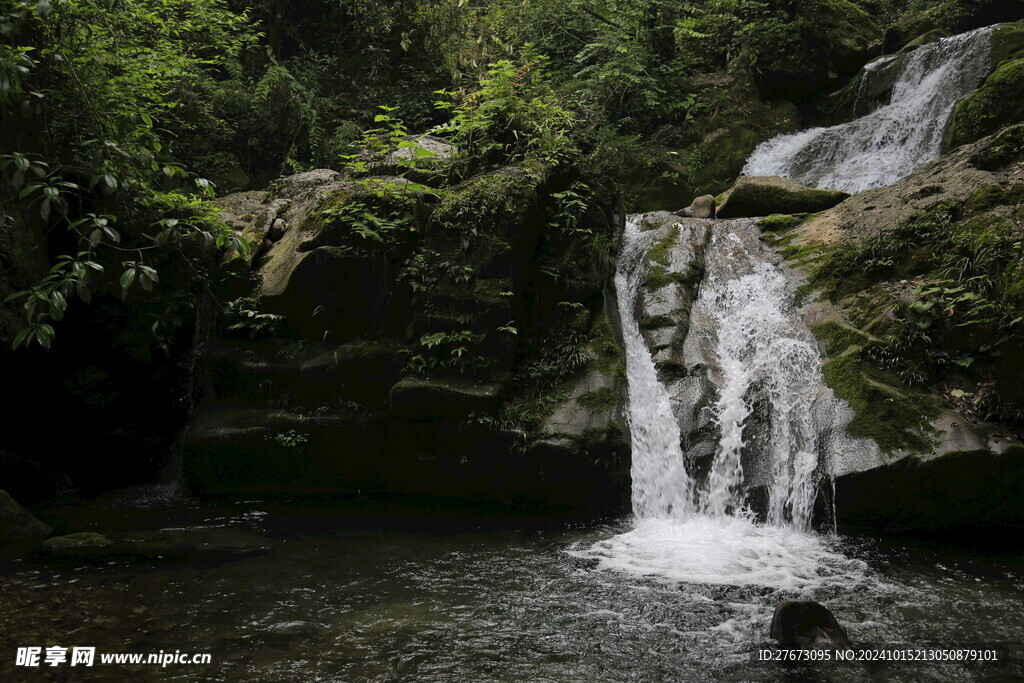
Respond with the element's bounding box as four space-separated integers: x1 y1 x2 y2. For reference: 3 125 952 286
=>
182 157 630 513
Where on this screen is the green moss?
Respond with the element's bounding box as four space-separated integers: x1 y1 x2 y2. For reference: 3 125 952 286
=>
991 22 1024 65
590 315 626 385
644 265 673 290
718 183 849 218
644 226 705 291
647 224 680 267
433 168 540 234
686 127 760 196
762 231 798 248
812 321 872 356
576 386 619 412
822 355 938 454
639 314 677 331
758 214 803 232
964 183 1024 214
780 243 826 264
950 58 1024 148
968 127 1024 174
644 259 705 291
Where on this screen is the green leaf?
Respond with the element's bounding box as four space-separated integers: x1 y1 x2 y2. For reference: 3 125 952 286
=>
11 328 29 350
120 268 137 291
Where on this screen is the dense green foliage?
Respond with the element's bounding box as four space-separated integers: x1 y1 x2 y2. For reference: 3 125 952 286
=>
1 0 254 349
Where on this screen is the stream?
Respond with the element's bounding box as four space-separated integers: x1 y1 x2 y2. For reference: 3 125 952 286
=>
1 497 1022 681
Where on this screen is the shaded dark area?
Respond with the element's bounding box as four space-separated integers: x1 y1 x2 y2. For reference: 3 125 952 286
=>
834 447 1024 538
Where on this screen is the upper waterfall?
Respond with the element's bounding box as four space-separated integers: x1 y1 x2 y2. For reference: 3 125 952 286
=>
742 26 995 194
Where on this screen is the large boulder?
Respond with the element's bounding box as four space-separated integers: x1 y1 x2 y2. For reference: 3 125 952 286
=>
254 173 429 340
882 13 940 54
949 53 1024 147
0 490 51 544
716 176 849 218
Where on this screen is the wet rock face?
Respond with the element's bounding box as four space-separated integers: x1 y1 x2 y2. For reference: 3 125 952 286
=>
770 600 850 649
834 446 1024 537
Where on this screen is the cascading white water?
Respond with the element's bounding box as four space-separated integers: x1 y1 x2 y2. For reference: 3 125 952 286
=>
577 217 861 588
696 229 823 531
616 215 694 519
742 26 994 193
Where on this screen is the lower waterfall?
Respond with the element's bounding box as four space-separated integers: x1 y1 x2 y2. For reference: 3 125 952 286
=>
575 215 865 588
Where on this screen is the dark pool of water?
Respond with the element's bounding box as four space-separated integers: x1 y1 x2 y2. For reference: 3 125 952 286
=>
1 495 1022 681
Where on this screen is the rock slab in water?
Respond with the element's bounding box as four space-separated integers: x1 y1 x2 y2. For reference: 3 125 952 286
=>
41 532 114 555
40 528 271 560
716 176 849 218
770 600 851 649
0 489 52 543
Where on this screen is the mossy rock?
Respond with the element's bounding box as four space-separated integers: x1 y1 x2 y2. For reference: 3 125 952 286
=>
717 176 849 218
758 214 805 232
991 21 1024 65
821 355 938 453
968 123 1024 171
0 489 52 543
964 182 1024 213
686 127 760 197
41 532 114 554
882 12 939 54
949 57 1024 148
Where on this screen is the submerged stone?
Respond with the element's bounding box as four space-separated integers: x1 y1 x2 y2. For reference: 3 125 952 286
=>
40 532 114 555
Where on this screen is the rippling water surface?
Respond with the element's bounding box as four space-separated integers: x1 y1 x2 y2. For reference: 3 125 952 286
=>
2 498 1022 681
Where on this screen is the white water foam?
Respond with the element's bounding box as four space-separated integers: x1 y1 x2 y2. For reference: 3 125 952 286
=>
742 26 994 193
574 516 864 591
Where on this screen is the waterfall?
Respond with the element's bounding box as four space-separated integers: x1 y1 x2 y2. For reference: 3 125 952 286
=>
616 215 694 520
742 26 994 193
578 25 1000 590
696 229 822 530
577 215 865 587
616 217 836 532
